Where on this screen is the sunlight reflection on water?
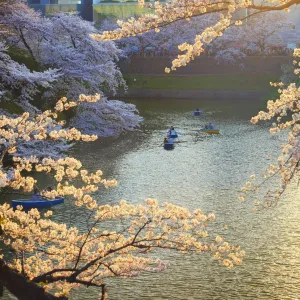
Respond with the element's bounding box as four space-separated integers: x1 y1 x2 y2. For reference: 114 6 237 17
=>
68 98 300 300
6 98 300 300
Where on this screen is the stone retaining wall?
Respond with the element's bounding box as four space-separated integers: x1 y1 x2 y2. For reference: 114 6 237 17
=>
116 88 267 100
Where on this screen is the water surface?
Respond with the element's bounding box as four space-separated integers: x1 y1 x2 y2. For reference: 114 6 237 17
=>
6 98 300 300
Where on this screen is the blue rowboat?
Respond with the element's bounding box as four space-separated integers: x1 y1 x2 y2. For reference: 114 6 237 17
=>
164 143 174 150
193 111 202 116
12 197 64 209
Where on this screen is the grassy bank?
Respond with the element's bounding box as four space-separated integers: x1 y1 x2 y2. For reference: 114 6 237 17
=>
124 74 278 91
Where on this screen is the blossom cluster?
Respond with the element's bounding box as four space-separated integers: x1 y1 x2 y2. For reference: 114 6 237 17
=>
239 49 300 206
0 199 244 296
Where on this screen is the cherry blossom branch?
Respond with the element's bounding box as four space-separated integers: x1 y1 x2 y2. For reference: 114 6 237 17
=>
249 0 300 10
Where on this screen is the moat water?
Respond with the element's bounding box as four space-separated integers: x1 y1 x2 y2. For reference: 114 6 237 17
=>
5 98 300 300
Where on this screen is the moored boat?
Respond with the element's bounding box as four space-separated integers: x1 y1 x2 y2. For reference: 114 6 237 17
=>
193 110 202 116
12 196 64 209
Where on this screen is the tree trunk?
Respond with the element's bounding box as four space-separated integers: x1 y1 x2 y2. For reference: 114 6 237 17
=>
0 259 67 300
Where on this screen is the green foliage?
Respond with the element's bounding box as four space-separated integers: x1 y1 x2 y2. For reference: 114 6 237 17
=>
281 64 300 86
0 101 24 114
259 87 280 102
7 45 41 71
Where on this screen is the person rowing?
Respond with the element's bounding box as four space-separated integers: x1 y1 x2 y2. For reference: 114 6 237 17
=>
204 123 215 129
168 126 178 138
31 188 41 201
168 136 174 144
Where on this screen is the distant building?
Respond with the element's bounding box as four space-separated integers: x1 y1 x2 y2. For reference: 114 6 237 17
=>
27 0 92 20
93 1 150 25
27 0 149 23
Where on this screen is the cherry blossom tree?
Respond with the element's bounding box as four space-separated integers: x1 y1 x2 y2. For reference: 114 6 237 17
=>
0 1 143 138
1 4 124 100
243 12 292 54
0 41 61 113
70 97 143 136
94 0 298 70
0 94 244 299
99 11 293 64
99 15 220 57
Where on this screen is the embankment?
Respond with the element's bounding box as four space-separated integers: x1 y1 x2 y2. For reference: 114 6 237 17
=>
116 56 292 100
117 88 266 100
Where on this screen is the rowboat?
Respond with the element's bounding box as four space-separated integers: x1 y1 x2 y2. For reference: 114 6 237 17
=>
12 197 64 209
200 128 220 134
193 110 202 116
164 143 174 150
168 134 178 138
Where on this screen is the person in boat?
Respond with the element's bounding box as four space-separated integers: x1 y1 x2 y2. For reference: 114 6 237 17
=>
168 126 177 136
208 122 215 129
168 136 174 144
31 188 41 201
204 125 209 129
196 108 200 111
164 137 168 144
